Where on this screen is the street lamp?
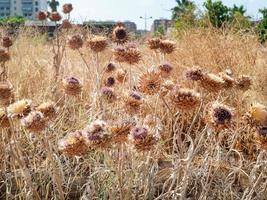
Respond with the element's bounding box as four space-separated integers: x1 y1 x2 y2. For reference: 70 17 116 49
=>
140 14 152 31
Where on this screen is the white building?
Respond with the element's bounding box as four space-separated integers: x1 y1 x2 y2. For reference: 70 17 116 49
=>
0 0 47 19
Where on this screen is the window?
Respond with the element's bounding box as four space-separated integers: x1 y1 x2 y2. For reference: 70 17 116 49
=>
14 7 16 10
35 1 38 6
35 8 38 12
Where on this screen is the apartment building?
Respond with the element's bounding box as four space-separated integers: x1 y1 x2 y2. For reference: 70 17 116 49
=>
0 0 47 19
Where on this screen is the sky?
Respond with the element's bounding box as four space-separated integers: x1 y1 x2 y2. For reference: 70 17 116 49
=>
59 0 267 30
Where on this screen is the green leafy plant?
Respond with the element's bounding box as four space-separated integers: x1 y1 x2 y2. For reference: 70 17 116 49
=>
257 8 267 43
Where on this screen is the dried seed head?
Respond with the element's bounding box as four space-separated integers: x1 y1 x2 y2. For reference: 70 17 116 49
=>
170 87 201 110
67 34 83 50
159 39 176 54
199 73 225 92
87 36 108 53
138 71 162 95
58 131 88 156
49 12 62 21
113 44 141 65
147 38 162 50
160 80 176 97
158 63 173 78
0 49 10 62
110 120 134 143
82 120 111 149
61 19 72 29
36 101 58 121
129 91 142 100
37 11 47 21
116 69 127 83
235 75 252 91
62 76 82 96
21 111 46 132
0 81 13 106
249 103 267 126
123 92 142 114
7 99 32 118
105 62 116 73
62 3 73 14
112 23 128 45
0 108 10 128
205 102 234 131
2 36 12 48
100 86 116 103
129 126 159 151
254 127 267 150
104 76 115 87
185 67 205 81
219 72 235 89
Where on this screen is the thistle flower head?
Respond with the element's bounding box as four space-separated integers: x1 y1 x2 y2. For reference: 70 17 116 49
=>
2 36 12 48
49 12 62 22
104 76 115 87
105 62 116 73
61 19 72 29
0 49 10 63
62 3 73 14
160 80 176 97
158 63 173 78
58 131 88 156
82 120 111 149
36 101 58 121
67 34 83 50
0 108 10 128
87 36 108 53
113 44 141 65
138 71 162 95
205 102 234 131
110 120 134 143
123 91 142 114
219 71 235 89
0 81 13 106
62 76 82 96
185 67 205 81
100 86 116 103
129 126 159 151
147 38 162 50
116 69 127 83
235 75 252 91
37 11 47 21
170 87 201 110
254 126 267 150
199 73 225 92
112 23 128 45
249 103 267 126
21 111 46 132
7 99 32 118
159 39 176 54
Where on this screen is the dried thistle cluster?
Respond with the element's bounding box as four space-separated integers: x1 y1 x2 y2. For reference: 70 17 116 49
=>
147 37 176 54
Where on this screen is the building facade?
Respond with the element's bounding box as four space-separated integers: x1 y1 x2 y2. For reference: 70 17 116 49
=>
151 19 172 33
0 0 47 19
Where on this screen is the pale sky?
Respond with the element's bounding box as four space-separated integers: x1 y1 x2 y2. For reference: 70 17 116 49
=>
59 0 267 30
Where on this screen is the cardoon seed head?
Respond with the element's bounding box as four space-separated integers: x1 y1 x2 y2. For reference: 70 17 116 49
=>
62 3 73 14
105 62 116 73
116 69 127 83
21 111 46 132
129 91 142 100
123 93 142 114
37 11 47 21
255 127 267 150
185 67 205 81
249 103 267 126
105 76 115 87
0 81 13 106
159 39 176 54
0 49 10 63
58 130 88 156
0 108 10 128
61 19 72 29
199 73 225 92
158 63 173 78
110 120 134 143
49 12 62 22
87 36 108 53
235 75 252 91
112 23 128 45
147 38 162 50
219 72 235 89
2 36 12 48
36 101 58 121
7 99 32 118
62 76 82 96
138 71 162 95
113 44 141 65
100 86 116 103
67 34 83 50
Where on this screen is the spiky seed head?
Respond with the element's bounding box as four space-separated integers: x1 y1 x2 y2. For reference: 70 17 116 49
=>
2 36 12 48
112 23 128 44
129 126 159 151
123 92 142 114
129 91 142 100
254 127 267 150
159 39 176 54
110 120 134 143
67 34 83 50
170 87 201 110
113 44 141 65
82 120 111 149
49 12 62 21
58 130 88 156
104 76 115 87
62 76 82 96
0 49 10 63
158 63 173 78
62 3 73 14
235 75 252 91
21 111 46 132
105 62 116 73
160 80 176 97
185 67 205 81
205 102 234 131
147 38 162 50
0 108 10 128
100 86 116 103
87 36 108 53
116 69 127 83
219 72 235 89
0 81 13 106
61 19 72 29
36 101 58 121
7 99 32 118
199 73 225 92
138 71 162 95
249 103 267 126
37 11 47 21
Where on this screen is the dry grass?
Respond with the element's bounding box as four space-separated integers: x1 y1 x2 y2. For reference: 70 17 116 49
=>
0 26 267 200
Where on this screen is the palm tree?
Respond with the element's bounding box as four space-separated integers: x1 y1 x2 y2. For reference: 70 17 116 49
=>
230 5 246 17
171 0 195 20
48 0 59 12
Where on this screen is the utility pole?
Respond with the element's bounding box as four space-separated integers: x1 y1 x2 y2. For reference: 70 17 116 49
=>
140 14 152 31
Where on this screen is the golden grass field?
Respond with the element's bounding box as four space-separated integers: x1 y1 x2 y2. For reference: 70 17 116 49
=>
0 23 267 200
